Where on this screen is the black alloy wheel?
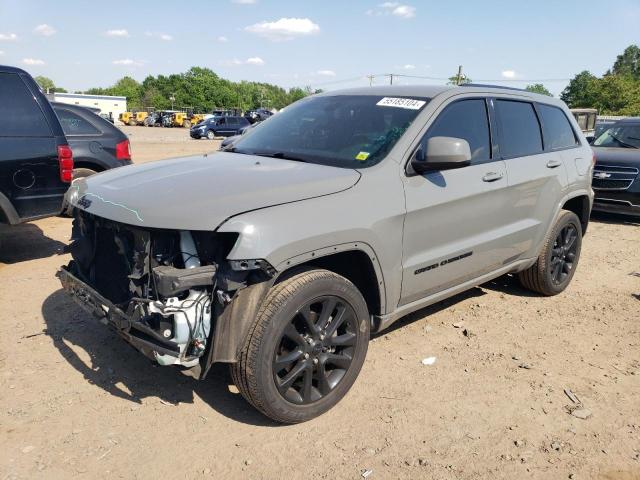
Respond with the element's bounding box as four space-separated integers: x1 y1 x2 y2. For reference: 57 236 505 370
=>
272 296 358 404
549 224 578 285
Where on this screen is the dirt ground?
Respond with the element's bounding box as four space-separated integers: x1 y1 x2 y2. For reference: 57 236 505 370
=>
1 126 639 480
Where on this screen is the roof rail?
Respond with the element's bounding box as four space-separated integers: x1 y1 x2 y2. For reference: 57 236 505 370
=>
461 83 527 92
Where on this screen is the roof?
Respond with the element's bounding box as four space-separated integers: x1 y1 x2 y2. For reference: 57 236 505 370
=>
613 117 640 124
0 64 28 75
51 101 100 114
318 84 562 103
320 85 453 98
53 92 127 101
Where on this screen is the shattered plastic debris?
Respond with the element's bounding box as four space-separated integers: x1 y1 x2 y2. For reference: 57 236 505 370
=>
421 357 437 366
362 469 373 478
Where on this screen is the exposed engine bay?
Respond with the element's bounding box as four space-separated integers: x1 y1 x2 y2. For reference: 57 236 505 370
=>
58 210 275 374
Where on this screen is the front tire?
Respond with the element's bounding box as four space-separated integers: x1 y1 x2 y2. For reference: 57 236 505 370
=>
518 210 582 296
231 269 370 423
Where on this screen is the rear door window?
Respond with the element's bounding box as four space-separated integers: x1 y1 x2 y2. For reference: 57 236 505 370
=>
495 100 543 157
423 98 491 163
0 72 51 137
56 108 101 135
537 104 578 150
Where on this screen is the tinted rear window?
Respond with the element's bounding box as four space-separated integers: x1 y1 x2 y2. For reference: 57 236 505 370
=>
538 104 578 150
56 108 101 135
495 100 543 158
0 72 51 137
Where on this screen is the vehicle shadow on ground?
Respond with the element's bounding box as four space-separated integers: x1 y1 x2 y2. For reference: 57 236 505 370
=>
374 286 487 337
482 273 541 298
41 289 280 427
0 223 66 264
374 274 539 338
590 211 640 227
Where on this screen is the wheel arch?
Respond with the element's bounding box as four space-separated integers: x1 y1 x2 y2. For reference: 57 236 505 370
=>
561 193 591 235
274 245 385 317
0 191 21 225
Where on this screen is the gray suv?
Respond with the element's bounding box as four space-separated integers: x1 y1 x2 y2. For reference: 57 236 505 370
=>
58 85 594 423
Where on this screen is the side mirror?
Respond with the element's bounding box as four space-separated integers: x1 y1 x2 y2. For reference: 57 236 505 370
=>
411 136 472 174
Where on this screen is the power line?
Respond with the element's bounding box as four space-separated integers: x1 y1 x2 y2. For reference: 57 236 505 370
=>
309 72 573 89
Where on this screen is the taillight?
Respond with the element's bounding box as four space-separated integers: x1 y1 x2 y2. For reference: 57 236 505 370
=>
58 145 74 183
116 139 131 161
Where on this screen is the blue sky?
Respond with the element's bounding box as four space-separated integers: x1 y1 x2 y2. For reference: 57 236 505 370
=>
1 0 639 96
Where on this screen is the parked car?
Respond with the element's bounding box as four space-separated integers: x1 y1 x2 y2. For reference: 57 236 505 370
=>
52 102 132 178
58 85 593 423
143 111 162 127
593 118 621 141
219 122 257 149
245 108 273 124
590 117 640 216
0 65 73 225
190 116 251 139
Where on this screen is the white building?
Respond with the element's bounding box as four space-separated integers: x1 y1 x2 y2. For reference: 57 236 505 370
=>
51 92 127 120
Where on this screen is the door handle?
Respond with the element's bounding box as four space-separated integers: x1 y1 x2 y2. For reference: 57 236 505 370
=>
482 172 504 182
546 159 562 168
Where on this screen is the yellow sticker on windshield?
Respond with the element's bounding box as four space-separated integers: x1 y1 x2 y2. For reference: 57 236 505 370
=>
356 151 370 161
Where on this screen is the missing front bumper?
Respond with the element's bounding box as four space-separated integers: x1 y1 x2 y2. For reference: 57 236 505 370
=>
56 267 182 360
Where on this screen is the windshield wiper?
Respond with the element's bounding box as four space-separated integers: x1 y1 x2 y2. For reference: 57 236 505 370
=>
609 133 639 149
252 151 308 162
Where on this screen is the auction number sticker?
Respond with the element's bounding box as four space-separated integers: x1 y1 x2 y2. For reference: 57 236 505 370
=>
376 97 426 110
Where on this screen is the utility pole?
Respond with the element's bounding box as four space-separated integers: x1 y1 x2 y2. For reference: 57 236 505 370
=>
388 73 394 85
367 74 375 86
456 65 463 86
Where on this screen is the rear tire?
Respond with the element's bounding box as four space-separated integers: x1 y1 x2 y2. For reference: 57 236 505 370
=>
518 210 582 296
183 120 192 128
128 119 136 126
230 269 370 423
206 130 215 140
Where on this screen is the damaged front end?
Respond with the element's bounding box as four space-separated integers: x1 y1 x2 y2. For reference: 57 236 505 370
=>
57 210 275 376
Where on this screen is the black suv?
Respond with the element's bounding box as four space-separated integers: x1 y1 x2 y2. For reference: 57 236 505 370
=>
0 65 73 225
591 118 640 216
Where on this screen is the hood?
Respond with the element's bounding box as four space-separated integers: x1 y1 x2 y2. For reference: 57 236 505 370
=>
592 147 640 167
67 152 360 230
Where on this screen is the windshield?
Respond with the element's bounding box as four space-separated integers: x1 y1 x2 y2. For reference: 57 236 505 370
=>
593 124 640 149
231 94 429 168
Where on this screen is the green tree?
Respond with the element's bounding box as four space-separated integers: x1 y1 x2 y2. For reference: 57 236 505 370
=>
84 67 316 113
34 75 67 93
447 73 472 85
560 71 598 107
591 74 640 115
525 83 552 96
609 44 640 79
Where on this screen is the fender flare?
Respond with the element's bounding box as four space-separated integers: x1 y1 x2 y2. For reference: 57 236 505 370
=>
202 241 387 371
534 188 593 259
273 241 387 315
0 191 21 225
